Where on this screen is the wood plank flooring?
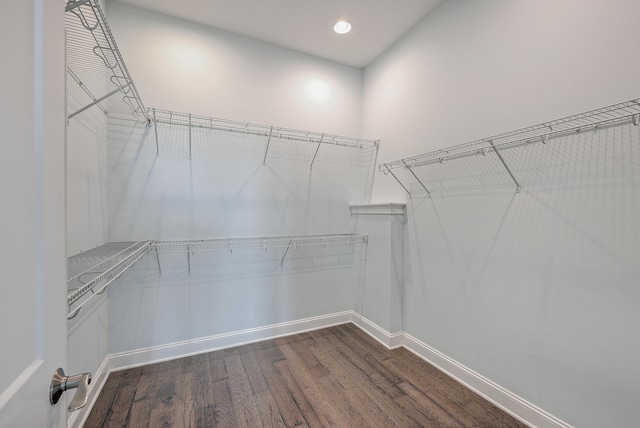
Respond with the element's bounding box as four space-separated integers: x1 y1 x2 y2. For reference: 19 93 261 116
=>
85 324 528 427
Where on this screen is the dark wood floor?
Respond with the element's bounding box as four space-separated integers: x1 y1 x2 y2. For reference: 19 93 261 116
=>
85 323 528 427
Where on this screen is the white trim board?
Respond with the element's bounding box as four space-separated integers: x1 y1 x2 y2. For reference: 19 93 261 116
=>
70 311 571 428
349 203 406 216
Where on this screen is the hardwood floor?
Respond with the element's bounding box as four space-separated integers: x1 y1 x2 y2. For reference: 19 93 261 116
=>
85 324 528 427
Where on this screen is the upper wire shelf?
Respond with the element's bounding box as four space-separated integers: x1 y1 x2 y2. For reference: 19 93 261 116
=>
381 98 640 171
379 98 640 196
65 0 148 122
149 108 379 150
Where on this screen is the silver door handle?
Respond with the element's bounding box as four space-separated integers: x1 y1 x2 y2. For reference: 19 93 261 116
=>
49 368 92 412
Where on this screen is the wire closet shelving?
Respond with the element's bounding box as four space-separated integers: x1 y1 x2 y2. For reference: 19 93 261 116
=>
380 98 640 196
67 241 151 320
65 0 147 122
148 108 379 165
66 234 367 319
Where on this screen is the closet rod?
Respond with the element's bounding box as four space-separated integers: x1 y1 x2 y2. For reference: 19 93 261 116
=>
380 98 640 171
150 108 379 150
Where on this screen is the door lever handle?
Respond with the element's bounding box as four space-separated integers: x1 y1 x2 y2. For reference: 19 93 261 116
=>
49 368 92 412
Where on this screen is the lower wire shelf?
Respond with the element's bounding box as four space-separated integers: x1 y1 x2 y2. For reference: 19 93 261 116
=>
67 241 152 320
66 234 367 320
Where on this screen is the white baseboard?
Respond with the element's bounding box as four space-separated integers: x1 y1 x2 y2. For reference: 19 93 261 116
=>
71 311 570 428
349 316 571 428
398 333 572 428
351 312 403 349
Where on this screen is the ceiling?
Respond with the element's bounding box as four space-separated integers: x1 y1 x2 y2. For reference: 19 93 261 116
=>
114 0 444 68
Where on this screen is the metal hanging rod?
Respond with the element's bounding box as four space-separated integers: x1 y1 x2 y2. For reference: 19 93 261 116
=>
65 0 148 122
151 234 368 254
149 108 379 150
67 241 151 319
380 98 640 172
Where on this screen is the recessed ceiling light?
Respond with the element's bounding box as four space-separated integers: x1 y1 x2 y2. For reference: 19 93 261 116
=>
333 21 352 35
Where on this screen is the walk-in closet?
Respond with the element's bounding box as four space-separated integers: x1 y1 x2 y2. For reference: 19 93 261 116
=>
2 1 639 427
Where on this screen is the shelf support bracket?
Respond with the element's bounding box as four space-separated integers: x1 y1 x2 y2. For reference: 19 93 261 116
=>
263 127 273 165
68 86 123 120
152 108 159 156
280 240 292 267
187 245 191 273
310 134 325 170
403 160 431 198
188 114 192 159
67 67 107 116
155 249 162 276
489 140 521 193
633 114 640 126
383 165 411 195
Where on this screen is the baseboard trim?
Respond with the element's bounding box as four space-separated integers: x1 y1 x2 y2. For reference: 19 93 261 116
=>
400 332 573 428
71 311 570 428
109 311 353 372
351 312 403 349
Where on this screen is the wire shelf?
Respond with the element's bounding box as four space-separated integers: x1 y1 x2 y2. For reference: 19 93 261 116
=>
151 234 368 254
67 241 151 318
66 234 367 318
381 98 640 171
65 0 147 122
149 108 378 150
379 98 640 196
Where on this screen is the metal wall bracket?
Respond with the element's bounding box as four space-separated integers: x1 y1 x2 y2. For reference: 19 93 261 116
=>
155 249 162 276
263 127 273 165
188 114 192 159
488 140 521 193
310 134 325 170
280 240 292 267
382 164 411 195
403 160 431 198
152 108 159 156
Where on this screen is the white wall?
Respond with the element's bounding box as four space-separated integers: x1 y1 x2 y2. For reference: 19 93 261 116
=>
366 0 640 202
106 0 363 137
66 92 109 256
95 0 375 366
108 244 364 354
106 115 376 241
363 1 640 427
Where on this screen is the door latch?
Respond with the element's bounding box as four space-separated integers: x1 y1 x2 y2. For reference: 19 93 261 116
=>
49 368 92 412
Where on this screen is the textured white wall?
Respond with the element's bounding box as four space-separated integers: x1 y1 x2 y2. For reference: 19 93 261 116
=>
106 0 363 137
363 1 640 426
